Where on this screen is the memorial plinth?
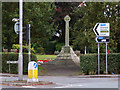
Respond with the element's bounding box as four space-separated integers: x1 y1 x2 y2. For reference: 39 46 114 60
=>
54 46 80 67
40 15 80 75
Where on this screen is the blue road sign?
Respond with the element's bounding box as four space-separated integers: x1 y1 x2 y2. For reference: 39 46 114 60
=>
100 23 106 26
33 63 37 69
98 37 103 39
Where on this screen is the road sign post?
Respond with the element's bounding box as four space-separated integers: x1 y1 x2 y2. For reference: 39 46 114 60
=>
106 43 108 74
93 23 110 75
28 24 31 62
7 61 18 73
98 43 100 74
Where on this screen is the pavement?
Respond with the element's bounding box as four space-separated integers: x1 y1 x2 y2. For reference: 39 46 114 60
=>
0 73 119 88
1 73 119 78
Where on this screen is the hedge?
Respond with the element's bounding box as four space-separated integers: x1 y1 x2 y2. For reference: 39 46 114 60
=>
2 53 37 74
80 53 120 74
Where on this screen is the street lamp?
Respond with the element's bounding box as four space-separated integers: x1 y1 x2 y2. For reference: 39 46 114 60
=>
12 0 31 81
19 0 23 81
12 0 23 81
12 18 31 81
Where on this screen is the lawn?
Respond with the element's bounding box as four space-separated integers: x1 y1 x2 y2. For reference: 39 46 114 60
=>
36 54 57 60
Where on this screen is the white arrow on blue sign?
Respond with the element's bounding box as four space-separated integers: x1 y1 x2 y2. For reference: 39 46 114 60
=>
95 36 110 43
33 63 37 69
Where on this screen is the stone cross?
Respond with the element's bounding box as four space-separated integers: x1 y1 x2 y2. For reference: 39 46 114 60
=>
64 15 71 46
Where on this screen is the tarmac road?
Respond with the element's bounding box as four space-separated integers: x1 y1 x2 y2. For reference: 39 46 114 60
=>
0 73 119 89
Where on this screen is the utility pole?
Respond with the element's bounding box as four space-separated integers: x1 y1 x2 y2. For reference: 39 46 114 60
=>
18 0 23 80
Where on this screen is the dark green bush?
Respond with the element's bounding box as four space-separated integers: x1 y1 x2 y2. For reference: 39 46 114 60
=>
55 43 64 51
2 52 37 74
80 53 120 75
36 47 45 54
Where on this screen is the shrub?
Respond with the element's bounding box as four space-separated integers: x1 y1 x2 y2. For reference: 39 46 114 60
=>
80 53 120 74
36 47 45 54
12 44 36 54
2 53 37 74
55 43 64 51
44 41 56 54
12 44 19 50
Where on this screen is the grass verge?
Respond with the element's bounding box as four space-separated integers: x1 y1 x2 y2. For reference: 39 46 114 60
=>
36 55 57 60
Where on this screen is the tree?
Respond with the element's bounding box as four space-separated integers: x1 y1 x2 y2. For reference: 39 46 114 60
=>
23 2 56 53
2 2 120 54
71 2 120 53
2 2 56 53
52 2 79 44
2 2 19 51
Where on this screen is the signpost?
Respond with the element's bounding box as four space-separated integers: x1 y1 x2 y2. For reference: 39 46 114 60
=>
98 43 100 74
27 24 31 62
7 61 18 73
7 61 18 64
93 23 110 74
106 43 108 74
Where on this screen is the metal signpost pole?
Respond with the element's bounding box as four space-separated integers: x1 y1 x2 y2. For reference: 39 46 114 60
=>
106 43 108 74
28 24 31 62
98 43 100 74
18 0 23 80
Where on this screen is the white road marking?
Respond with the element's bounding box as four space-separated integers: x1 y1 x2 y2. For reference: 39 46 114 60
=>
22 86 36 88
54 83 84 88
22 83 85 88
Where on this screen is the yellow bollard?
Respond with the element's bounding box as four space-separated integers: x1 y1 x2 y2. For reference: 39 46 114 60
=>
34 70 38 79
28 70 33 79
